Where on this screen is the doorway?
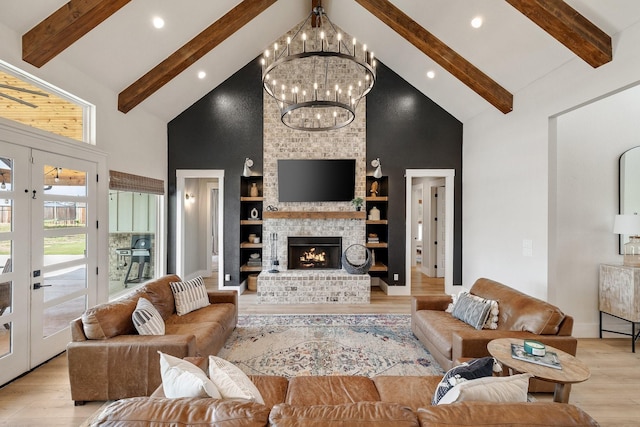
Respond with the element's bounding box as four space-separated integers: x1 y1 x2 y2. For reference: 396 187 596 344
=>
175 170 224 289
0 136 103 385
405 170 455 295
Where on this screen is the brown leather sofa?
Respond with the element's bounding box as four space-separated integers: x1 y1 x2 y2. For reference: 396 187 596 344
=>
86 357 599 426
67 275 237 404
411 277 577 392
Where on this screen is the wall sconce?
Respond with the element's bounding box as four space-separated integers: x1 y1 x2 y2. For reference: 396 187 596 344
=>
613 213 640 266
243 158 254 178
185 193 195 203
371 158 383 178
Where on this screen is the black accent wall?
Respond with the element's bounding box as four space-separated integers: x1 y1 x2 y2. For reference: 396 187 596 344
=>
167 60 264 281
167 58 462 286
366 62 462 285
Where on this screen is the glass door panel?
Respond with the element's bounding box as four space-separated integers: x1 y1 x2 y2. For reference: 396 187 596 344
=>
30 154 96 366
0 142 30 385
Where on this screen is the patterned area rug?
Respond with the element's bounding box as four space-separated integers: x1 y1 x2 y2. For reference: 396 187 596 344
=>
217 314 444 378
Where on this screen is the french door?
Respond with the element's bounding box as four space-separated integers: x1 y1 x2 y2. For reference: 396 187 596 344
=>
0 141 97 383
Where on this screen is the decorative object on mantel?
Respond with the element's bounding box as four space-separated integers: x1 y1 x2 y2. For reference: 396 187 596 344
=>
351 197 363 211
613 213 640 266
342 244 372 274
261 5 376 131
371 158 382 178
242 157 253 178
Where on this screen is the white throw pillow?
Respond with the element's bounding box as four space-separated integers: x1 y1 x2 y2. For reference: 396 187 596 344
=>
208 355 265 404
437 373 532 405
169 276 210 316
158 352 221 399
132 297 165 335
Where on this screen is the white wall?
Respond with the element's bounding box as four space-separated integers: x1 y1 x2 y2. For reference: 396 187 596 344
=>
464 20 640 337
0 23 167 182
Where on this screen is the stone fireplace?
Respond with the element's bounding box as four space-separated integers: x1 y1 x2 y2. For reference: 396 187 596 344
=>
287 236 342 270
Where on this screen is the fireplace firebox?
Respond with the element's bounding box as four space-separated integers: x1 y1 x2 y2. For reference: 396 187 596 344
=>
287 236 342 270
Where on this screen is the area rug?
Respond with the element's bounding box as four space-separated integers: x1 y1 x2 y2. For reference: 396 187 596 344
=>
217 314 444 377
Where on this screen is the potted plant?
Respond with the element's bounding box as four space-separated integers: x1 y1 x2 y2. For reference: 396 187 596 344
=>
351 197 364 211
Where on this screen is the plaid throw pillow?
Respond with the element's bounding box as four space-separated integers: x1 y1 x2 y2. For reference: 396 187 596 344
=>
169 276 210 316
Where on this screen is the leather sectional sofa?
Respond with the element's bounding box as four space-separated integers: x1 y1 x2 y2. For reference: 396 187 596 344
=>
86 356 599 426
411 277 578 392
67 274 237 404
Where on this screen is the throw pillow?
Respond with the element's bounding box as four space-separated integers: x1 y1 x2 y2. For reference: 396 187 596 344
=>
466 293 499 329
437 373 532 405
132 297 165 335
158 352 221 399
450 292 492 330
208 355 265 404
432 357 495 405
169 276 210 316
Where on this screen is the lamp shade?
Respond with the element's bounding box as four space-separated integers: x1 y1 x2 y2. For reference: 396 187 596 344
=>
613 214 640 235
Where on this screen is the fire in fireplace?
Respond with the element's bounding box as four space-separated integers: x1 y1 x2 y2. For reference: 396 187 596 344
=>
288 236 342 270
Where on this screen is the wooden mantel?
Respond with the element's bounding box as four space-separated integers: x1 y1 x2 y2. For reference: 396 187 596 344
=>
262 211 366 220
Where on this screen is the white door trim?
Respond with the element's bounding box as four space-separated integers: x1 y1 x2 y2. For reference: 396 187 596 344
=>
405 169 455 295
175 170 224 289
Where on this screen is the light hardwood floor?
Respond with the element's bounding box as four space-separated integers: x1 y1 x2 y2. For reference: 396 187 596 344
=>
0 271 638 426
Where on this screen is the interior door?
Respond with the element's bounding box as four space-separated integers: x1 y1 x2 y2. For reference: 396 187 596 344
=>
30 151 97 366
436 186 446 278
0 141 30 385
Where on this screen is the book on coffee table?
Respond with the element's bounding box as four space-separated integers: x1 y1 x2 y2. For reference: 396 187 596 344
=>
510 343 562 370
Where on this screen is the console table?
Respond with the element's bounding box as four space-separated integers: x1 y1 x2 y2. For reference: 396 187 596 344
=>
599 264 640 352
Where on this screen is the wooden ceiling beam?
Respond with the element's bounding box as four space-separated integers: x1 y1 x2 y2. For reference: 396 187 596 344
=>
22 0 131 68
118 0 276 114
506 0 612 68
353 0 513 114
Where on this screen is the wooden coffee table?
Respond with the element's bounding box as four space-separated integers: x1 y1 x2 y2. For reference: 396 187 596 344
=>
487 338 590 403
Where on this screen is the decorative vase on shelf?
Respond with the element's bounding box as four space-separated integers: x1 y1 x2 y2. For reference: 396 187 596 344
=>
369 206 380 221
250 182 259 197
250 208 259 219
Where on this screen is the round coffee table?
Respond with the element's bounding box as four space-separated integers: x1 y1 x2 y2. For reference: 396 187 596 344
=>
487 338 590 403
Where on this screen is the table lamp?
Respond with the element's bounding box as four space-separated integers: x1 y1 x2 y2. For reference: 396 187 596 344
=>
613 214 640 266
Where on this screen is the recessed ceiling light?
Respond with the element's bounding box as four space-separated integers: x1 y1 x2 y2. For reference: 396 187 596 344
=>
471 16 483 29
152 16 165 29
426 70 435 79
197 71 207 79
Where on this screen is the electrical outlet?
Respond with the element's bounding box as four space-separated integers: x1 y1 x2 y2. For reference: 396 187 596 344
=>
393 273 399 281
225 274 231 281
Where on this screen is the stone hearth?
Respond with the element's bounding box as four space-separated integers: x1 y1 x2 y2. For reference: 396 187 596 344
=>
257 270 370 304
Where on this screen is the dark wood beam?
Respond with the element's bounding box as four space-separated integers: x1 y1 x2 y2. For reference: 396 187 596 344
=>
118 0 276 114
506 0 612 68
312 0 322 27
353 0 513 114
22 0 131 68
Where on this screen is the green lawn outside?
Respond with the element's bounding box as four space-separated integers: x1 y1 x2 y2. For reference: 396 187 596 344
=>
0 221 85 255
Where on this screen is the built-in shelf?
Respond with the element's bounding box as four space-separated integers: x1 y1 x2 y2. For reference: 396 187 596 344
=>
240 242 263 248
369 262 388 272
366 219 388 225
366 196 388 202
240 264 263 272
366 242 388 248
263 211 366 220
240 219 263 225
240 196 264 202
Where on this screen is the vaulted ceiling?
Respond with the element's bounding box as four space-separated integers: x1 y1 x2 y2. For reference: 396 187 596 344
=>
2 0 640 123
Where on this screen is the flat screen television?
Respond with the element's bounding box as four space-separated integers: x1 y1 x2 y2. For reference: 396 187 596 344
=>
278 159 356 202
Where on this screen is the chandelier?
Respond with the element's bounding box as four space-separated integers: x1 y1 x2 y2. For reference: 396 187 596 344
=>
261 6 376 131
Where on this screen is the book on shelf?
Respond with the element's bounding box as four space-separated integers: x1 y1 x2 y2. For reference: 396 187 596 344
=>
510 343 562 370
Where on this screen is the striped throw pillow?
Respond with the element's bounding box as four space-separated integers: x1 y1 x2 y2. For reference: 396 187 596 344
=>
132 297 165 335
170 276 210 316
